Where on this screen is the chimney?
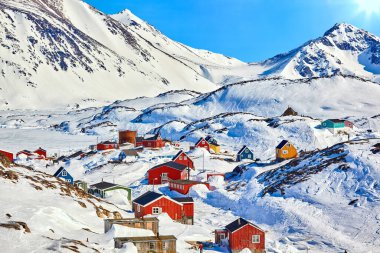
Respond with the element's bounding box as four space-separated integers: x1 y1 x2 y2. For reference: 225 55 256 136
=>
238 218 241 225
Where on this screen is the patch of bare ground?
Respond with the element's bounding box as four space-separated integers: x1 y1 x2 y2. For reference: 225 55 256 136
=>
0 221 31 233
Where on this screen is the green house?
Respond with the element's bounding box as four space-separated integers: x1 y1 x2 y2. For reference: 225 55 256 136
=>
89 181 132 203
74 180 88 192
322 119 345 129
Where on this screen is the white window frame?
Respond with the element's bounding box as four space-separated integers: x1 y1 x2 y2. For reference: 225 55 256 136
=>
162 241 168 250
65 179 71 183
62 170 67 176
184 156 187 160
137 204 140 212
202 141 205 144
149 242 155 250
152 207 161 214
161 173 168 180
220 234 225 240
252 235 260 243
179 156 182 160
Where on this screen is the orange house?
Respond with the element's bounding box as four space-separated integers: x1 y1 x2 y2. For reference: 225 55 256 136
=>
276 140 297 159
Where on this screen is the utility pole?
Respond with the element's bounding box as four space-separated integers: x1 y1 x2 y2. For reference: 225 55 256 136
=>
202 151 205 172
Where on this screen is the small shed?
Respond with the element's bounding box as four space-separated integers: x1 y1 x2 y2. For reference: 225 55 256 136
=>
74 180 88 192
114 235 176 252
53 167 74 184
236 146 254 162
34 147 47 158
88 181 132 203
194 137 210 152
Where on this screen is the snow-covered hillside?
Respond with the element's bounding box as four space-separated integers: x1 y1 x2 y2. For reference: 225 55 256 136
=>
0 0 243 109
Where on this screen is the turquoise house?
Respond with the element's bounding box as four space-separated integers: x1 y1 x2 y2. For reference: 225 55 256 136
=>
322 119 345 129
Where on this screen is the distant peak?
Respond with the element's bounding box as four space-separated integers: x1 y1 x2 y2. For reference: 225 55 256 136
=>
323 23 359 36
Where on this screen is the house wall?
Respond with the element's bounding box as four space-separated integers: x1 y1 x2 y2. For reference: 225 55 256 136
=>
104 187 132 201
148 166 187 184
182 203 194 225
215 230 228 245
35 149 47 157
237 149 254 161
104 219 159 235
97 144 119 151
0 150 13 162
115 239 176 253
196 139 210 151
228 225 265 253
134 198 183 222
58 171 74 184
210 144 220 153
143 140 165 148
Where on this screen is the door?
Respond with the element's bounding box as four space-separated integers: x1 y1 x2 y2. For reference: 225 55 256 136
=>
161 173 168 183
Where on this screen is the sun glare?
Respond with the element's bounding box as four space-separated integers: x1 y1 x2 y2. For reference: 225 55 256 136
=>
354 0 380 17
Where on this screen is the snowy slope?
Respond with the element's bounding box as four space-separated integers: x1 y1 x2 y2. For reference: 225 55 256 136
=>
0 0 244 109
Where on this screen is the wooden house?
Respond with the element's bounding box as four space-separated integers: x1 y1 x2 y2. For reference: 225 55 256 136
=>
194 137 210 152
88 181 132 203
215 218 265 253
275 140 297 160
142 133 165 148
34 147 47 158
147 161 188 184
74 180 88 192
104 217 159 235
114 235 176 252
16 150 34 159
0 150 13 162
133 191 194 225
169 180 210 195
135 137 144 147
53 167 73 184
236 146 254 162
119 130 137 145
97 141 119 151
205 136 221 153
172 150 194 169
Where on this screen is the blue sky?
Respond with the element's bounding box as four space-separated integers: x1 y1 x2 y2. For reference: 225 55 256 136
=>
84 0 380 62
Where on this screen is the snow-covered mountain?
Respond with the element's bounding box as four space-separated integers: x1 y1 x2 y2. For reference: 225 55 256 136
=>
257 23 380 80
0 0 243 109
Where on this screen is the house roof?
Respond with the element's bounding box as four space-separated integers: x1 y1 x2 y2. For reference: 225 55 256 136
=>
135 137 144 142
237 145 251 155
328 119 345 123
172 150 184 161
18 150 32 155
144 133 161 141
100 141 118 145
35 147 46 152
133 191 163 206
149 161 187 172
53 167 68 177
172 197 194 203
67 151 84 159
90 181 119 190
115 235 176 243
276 140 289 149
121 149 139 157
205 136 218 145
170 179 204 185
225 218 264 233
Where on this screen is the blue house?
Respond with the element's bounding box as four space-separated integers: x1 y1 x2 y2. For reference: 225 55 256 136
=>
236 145 254 162
53 167 74 184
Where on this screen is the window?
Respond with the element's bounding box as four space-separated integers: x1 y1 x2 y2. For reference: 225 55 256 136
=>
149 242 155 250
137 204 140 212
62 170 67 176
162 241 168 250
202 141 205 144
179 156 182 160
248 154 252 159
252 235 260 243
152 207 161 214
66 179 71 183
283 150 288 154
162 173 168 180
219 234 225 240
245 149 249 153
184 156 187 160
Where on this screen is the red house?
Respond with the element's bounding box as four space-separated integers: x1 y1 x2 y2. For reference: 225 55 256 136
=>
172 150 194 169
169 180 210 195
194 137 210 152
135 137 144 147
147 162 188 185
215 218 265 253
34 147 47 158
0 150 13 162
142 133 165 148
133 191 194 225
97 141 119 151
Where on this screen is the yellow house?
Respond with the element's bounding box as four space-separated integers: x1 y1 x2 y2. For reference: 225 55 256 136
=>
209 143 220 154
